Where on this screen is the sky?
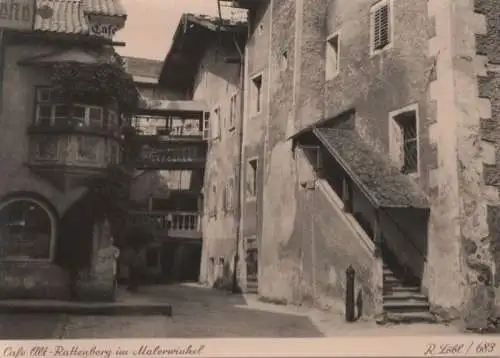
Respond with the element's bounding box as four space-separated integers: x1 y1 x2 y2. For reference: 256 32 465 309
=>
114 0 219 61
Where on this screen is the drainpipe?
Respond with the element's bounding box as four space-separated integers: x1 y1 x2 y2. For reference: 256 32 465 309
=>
232 28 247 294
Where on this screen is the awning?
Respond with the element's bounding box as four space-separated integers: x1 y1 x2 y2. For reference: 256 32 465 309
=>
310 126 430 209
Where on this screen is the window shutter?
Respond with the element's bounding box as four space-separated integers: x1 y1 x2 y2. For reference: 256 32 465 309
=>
373 4 390 50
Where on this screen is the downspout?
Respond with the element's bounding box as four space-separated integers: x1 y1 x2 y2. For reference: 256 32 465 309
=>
232 29 246 294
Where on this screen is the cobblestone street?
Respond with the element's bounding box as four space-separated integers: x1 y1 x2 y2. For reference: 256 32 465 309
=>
0 284 323 339
0 284 460 339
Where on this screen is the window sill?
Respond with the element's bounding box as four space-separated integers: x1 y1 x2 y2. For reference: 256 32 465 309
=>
245 196 257 203
27 125 121 140
370 44 393 58
325 71 340 82
0 258 53 264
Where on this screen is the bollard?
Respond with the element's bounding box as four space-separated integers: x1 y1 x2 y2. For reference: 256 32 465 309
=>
345 265 356 322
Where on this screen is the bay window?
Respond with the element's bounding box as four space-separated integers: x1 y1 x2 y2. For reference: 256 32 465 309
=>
34 87 117 131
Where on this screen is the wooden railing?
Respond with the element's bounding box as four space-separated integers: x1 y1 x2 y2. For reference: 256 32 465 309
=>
128 210 201 239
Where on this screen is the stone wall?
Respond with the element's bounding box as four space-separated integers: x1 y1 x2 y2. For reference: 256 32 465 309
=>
193 39 243 288
474 0 500 322
251 0 440 314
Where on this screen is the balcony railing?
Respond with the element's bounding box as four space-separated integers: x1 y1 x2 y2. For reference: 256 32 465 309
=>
128 211 201 239
131 115 205 139
134 143 206 169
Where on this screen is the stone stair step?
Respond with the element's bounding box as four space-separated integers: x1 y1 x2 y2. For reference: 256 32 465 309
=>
383 284 420 292
383 300 430 313
383 311 437 324
383 291 427 301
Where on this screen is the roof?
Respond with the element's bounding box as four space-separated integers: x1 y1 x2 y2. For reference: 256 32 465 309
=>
311 126 430 209
34 0 126 36
137 99 208 118
123 56 163 83
158 12 247 92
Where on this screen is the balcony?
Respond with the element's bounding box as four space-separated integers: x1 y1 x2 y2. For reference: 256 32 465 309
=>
128 211 201 239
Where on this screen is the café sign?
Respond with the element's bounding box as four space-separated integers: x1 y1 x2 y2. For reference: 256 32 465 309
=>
88 14 124 41
0 0 35 31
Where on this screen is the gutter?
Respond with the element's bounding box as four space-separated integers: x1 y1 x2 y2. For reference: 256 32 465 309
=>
231 29 247 294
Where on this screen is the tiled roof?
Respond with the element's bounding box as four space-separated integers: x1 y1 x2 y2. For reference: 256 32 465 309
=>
34 0 126 35
84 0 127 16
312 126 430 209
186 12 247 30
123 56 163 81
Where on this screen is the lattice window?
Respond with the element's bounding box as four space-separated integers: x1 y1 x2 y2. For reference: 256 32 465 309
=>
391 109 419 174
371 1 391 52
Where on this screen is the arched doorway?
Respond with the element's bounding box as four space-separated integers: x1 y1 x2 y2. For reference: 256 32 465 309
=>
0 197 56 261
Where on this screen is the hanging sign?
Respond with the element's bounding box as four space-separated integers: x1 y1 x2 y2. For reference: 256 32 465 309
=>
88 15 124 41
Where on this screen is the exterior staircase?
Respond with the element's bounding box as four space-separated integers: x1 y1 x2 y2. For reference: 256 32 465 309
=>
382 262 436 323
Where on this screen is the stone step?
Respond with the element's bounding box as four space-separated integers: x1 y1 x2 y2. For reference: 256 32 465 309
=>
383 291 427 301
383 311 437 324
383 300 430 313
383 283 421 292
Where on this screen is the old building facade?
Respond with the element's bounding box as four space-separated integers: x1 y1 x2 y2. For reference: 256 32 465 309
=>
0 0 133 301
225 0 500 328
144 12 247 288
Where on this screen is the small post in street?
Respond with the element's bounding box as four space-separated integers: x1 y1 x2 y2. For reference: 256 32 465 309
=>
345 265 356 322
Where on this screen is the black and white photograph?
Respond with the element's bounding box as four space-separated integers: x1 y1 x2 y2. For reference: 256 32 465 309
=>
0 0 498 345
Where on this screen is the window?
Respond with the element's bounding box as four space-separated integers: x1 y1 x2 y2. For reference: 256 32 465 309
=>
246 159 258 201
0 197 56 261
250 74 263 116
210 185 217 218
370 0 392 54
34 87 106 129
223 178 235 213
280 50 289 70
212 106 221 140
390 106 419 174
202 112 210 139
326 33 340 79
228 93 237 130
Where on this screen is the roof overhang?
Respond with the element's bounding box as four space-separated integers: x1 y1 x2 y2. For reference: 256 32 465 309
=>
137 99 208 118
158 13 247 93
17 47 120 67
293 124 430 210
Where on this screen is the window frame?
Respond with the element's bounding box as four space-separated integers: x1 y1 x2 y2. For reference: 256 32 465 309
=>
369 0 394 57
250 73 263 117
246 157 259 202
0 196 57 263
212 105 221 141
228 92 238 131
389 103 420 177
325 31 341 80
33 87 113 131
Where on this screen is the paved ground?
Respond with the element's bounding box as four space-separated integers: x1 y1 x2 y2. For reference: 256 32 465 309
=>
0 283 460 339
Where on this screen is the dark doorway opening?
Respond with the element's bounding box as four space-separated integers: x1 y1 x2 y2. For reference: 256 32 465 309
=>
159 241 202 283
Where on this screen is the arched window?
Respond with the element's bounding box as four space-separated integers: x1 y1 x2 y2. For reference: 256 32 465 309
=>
0 197 56 261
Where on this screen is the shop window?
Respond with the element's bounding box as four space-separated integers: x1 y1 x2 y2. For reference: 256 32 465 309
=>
0 197 56 261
